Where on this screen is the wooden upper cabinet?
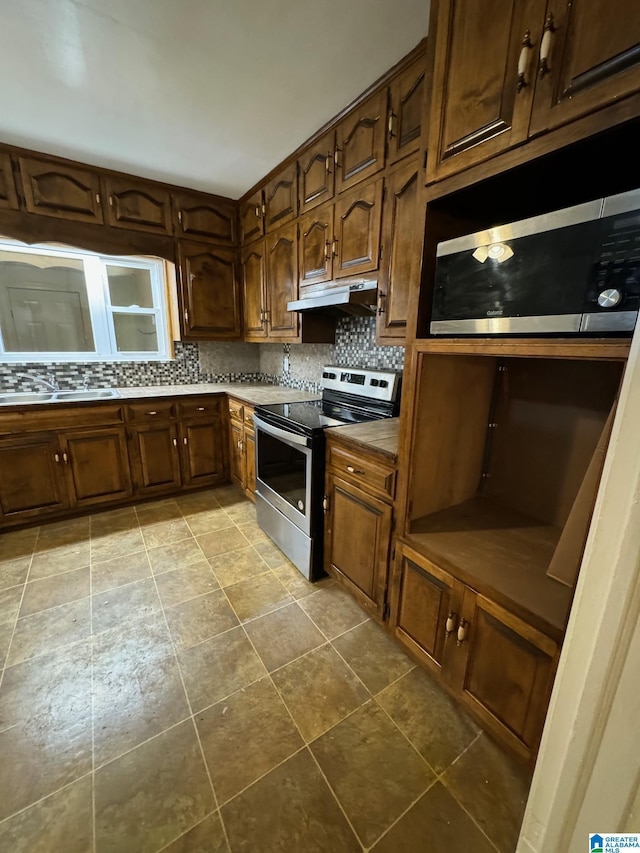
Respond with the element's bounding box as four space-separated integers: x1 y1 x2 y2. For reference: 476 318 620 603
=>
388 55 429 165
335 89 388 193
265 222 299 339
242 240 268 341
0 153 18 210
377 157 422 343
19 157 104 223
240 189 265 243
333 177 384 279
178 241 242 340
103 177 172 234
264 163 297 232
529 0 640 136
173 191 236 244
427 0 543 182
298 205 334 289
298 130 336 214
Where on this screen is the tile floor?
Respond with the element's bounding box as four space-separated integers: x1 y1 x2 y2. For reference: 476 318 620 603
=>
0 485 531 852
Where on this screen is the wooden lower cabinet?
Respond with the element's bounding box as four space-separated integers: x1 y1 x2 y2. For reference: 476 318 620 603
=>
0 433 69 521
391 543 560 760
324 473 392 620
128 422 182 494
61 427 132 506
228 398 256 500
179 419 226 486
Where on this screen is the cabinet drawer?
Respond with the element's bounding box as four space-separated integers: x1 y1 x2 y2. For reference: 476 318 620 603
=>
243 406 255 428
125 401 176 422
327 443 396 500
228 398 244 422
177 397 223 418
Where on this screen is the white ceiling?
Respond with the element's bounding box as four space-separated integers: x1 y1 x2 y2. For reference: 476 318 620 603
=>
0 0 430 199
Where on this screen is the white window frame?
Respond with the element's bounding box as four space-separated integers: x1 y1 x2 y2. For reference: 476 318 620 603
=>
0 239 171 362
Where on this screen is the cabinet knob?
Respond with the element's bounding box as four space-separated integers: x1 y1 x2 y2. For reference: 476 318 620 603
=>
445 610 458 637
197 406 205 411
183 437 188 445
172 438 177 447
456 618 469 647
54 452 60 463
517 29 533 91
147 411 157 416
538 13 555 78
62 452 68 464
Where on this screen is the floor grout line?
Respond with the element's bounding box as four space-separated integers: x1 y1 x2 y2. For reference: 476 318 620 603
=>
0 769 95 830
306 746 366 851
89 514 97 853
0 533 38 693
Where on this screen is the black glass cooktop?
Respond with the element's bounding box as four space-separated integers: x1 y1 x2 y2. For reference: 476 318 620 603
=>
254 398 384 435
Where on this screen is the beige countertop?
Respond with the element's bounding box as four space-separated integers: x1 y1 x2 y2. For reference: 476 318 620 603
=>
117 383 320 406
325 418 400 460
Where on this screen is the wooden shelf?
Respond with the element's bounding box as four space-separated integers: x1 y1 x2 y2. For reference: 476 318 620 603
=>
413 337 631 361
406 496 574 637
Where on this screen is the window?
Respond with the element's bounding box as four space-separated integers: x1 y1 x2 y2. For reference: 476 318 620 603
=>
0 239 171 361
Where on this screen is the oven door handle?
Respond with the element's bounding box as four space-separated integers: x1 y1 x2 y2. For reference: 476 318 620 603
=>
253 415 312 448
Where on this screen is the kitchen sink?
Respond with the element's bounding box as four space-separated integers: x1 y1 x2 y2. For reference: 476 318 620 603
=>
0 389 121 406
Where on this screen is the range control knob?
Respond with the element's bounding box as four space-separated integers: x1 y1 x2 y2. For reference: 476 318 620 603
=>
598 288 622 308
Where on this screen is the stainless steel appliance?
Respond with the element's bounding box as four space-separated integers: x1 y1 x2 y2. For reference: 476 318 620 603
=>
431 188 640 336
253 366 401 580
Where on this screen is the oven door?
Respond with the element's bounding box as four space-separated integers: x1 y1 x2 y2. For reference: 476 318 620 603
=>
254 415 313 535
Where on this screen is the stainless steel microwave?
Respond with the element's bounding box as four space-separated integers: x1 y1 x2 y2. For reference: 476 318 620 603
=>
431 189 640 336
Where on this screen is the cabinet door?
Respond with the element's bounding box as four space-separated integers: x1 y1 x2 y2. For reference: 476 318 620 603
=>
61 427 132 507
0 152 18 210
529 0 640 136
333 178 383 279
19 157 104 223
240 190 265 243
179 419 227 487
0 433 68 521
264 163 297 232
298 130 336 214
173 192 236 244
391 548 464 679
454 590 559 757
324 473 392 621
244 428 256 497
242 240 268 341
129 423 182 495
103 177 172 233
377 158 422 343
335 89 388 193
427 0 544 182
388 55 429 165
178 242 242 340
298 205 334 290
265 222 300 339
229 420 245 486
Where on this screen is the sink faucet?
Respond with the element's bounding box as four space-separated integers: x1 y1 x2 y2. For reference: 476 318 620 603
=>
82 373 91 391
14 372 60 392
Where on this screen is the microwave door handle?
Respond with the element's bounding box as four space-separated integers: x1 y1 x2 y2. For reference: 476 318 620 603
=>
253 415 312 448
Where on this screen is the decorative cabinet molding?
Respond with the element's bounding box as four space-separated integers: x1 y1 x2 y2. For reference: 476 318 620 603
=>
0 153 18 210
173 191 236 244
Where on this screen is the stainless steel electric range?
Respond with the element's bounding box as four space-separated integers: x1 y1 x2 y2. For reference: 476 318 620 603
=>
253 366 402 580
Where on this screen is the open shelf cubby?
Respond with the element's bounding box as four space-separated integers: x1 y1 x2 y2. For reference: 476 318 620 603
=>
406 350 625 635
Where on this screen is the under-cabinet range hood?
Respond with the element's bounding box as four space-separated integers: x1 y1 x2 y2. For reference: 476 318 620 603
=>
287 280 377 316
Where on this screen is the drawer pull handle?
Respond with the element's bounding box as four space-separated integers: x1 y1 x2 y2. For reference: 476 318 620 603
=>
445 611 458 638
147 411 157 416
172 438 177 447
62 452 68 464
197 407 205 411
54 452 60 463
457 619 469 647
346 465 365 475
183 437 188 445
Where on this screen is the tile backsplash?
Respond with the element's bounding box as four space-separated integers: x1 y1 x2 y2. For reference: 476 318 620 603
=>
0 318 404 394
